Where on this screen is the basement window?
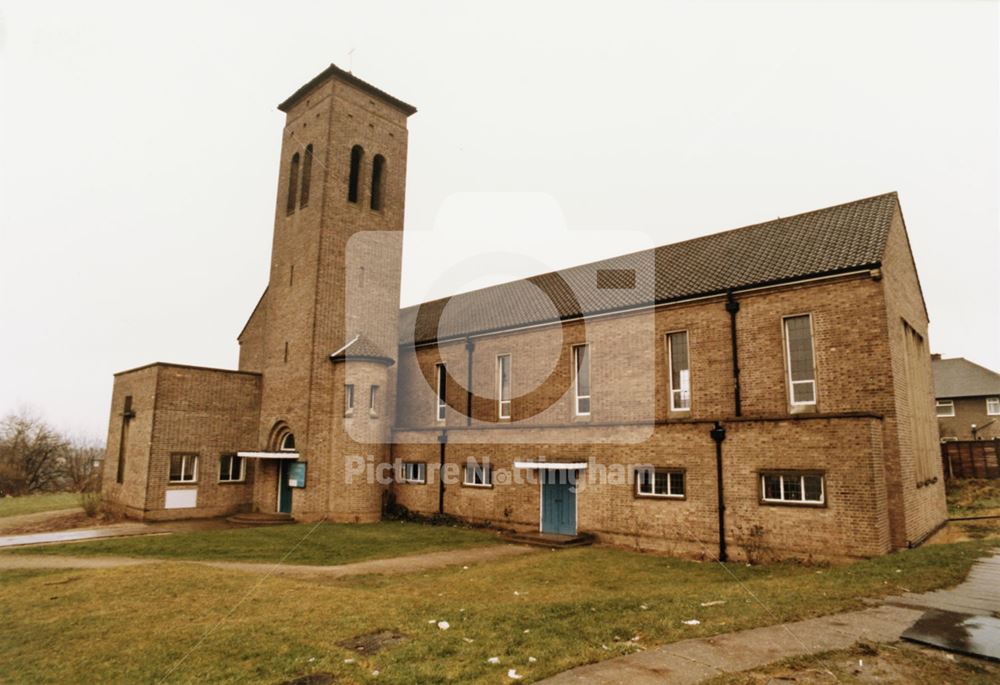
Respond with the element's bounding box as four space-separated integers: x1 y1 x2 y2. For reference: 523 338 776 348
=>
464 461 492 487
760 472 824 506
169 453 198 483
987 397 1000 416
219 454 245 482
635 467 685 498
936 400 955 417
400 462 426 484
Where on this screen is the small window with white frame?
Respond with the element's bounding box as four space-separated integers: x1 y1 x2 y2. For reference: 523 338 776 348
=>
936 399 955 417
169 453 198 483
464 460 492 487
573 343 591 416
435 363 447 422
218 454 244 482
783 314 817 406
400 462 426 484
987 397 1000 416
667 331 690 411
635 467 685 498
760 471 824 505
344 384 355 416
497 354 511 419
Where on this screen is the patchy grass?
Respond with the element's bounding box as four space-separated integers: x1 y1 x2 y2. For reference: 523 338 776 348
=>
704 640 1000 684
947 478 1000 517
0 493 79 518
4 521 502 566
0 534 994 684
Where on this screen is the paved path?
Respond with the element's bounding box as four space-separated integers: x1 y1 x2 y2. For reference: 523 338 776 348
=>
0 523 161 549
0 543 537 578
542 550 1000 684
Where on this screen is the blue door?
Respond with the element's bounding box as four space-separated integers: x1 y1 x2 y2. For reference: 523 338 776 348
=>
278 461 293 514
541 470 576 535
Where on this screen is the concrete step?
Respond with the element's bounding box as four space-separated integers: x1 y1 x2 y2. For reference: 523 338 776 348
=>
226 512 294 526
500 531 595 548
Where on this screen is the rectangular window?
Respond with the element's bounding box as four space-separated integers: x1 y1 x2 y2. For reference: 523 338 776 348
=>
784 315 816 405
219 454 244 482
936 399 955 417
370 385 379 414
345 384 355 416
760 472 824 505
169 453 198 483
987 397 1000 416
635 467 685 498
573 344 591 416
667 331 690 411
497 354 511 419
435 363 447 422
401 462 426 484
464 460 492 487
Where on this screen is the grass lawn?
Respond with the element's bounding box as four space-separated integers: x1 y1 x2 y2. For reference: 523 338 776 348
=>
0 531 996 684
0 492 80 518
4 521 502 566
947 478 1000 517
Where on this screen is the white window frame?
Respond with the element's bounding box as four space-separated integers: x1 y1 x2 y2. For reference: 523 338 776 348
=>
463 460 492 487
345 384 355 416
760 472 825 505
783 314 817 407
497 354 512 419
218 454 245 483
666 330 691 412
987 397 1000 416
369 384 379 415
435 363 447 422
635 467 685 499
400 462 426 484
169 453 198 484
573 343 591 416
936 399 955 417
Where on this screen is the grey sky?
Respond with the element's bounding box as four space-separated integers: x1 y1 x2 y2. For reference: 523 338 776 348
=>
0 1 997 439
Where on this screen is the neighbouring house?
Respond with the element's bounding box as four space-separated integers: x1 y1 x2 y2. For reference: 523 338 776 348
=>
101 64 947 561
933 355 1000 441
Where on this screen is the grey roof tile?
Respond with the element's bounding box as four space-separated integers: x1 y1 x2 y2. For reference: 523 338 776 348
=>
933 358 1000 398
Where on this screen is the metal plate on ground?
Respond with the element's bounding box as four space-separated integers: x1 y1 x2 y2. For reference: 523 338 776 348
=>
901 608 1000 662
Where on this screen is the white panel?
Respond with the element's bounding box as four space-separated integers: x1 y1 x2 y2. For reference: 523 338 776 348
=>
164 488 198 509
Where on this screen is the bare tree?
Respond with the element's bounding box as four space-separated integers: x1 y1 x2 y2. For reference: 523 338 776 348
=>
0 411 70 495
63 436 104 492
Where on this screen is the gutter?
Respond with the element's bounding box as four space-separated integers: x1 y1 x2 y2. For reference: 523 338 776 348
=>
725 291 742 417
465 337 475 425
437 431 447 515
710 422 728 562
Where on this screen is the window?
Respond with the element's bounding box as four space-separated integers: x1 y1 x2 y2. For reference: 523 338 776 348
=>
987 397 1000 416
279 433 295 452
667 331 690 411
345 384 355 416
401 462 426 484
636 467 685 498
783 315 816 405
760 472 824 505
169 453 198 483
573 344 591 416
219 454 244 482
299 144 313 208
370 385 380 414
936 399 955 417
347 145 363 203
286 152 300 215
497 354 511 419
435 364 447 421
370 154 385 210
464 460 492 487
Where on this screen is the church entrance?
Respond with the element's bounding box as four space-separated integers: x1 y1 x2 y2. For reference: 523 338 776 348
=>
277 460 293 514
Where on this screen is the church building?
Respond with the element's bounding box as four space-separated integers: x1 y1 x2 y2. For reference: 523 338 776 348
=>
102 64 947 561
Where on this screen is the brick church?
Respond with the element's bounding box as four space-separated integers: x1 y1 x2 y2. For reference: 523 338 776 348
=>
102 64 947 561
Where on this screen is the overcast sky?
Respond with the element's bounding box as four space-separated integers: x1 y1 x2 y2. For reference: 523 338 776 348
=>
0 1 997 439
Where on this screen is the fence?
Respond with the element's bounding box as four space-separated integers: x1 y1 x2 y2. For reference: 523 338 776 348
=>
941 439 1000 479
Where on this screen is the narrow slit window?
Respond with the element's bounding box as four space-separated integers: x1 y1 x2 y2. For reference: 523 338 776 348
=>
370 154 385 210
347 145 363 203
784 315 816 405
345 384 355 416
497 354 511 419
573 344 591 416
369 385 380 414
667 331 690 411
286 153 300 215
299 144 313 208
435 363 447 421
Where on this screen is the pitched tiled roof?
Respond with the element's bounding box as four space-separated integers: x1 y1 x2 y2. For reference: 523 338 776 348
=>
400 192 899 345
330 333 395 366
278 63 417 116
933 358 1000 398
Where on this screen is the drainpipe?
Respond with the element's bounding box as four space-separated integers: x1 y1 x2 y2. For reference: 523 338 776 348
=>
725 290 742 417
710 422 728 562
465 337 475 425
437 431 447 515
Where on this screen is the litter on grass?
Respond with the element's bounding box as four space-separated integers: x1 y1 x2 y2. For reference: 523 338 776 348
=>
683 619 701 626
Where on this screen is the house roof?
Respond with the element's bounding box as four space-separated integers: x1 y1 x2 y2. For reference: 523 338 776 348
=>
278 63 417 116
400 192 899 346
933 357 1000 399
329 333 395 366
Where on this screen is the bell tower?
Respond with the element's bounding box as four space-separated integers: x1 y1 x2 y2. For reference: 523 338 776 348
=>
255 64 415 520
